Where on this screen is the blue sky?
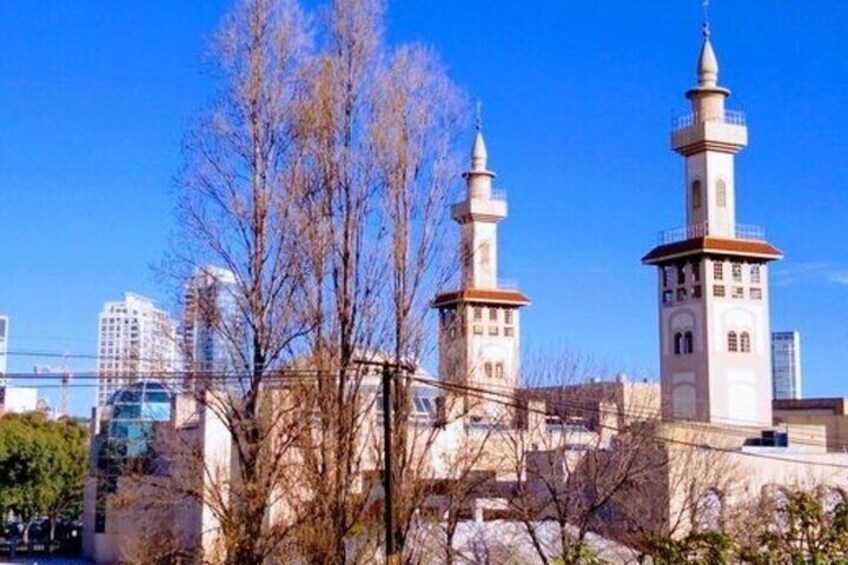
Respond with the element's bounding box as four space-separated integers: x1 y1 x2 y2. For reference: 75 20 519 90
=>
1 1 846 415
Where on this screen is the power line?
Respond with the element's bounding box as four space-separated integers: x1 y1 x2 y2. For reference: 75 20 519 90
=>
5 361 847 455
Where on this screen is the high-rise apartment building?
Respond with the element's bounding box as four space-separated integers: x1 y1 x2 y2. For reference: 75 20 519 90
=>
771 331 802 400
97 293 179 407
182 266 240 390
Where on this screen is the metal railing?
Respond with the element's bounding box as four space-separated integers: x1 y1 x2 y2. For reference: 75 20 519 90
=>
497 278 519 290
452 189 507 207
657 221 765 245
671 109 746 131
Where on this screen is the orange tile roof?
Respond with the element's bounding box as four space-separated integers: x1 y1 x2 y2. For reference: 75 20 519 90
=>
431 288 531 308
642 236 783 265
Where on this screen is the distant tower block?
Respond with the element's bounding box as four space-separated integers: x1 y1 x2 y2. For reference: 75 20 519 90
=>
642 22 782 427
432 121 529 419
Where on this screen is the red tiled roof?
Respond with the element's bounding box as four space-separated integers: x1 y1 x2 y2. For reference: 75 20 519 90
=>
642 236 783 265
431 288 531 308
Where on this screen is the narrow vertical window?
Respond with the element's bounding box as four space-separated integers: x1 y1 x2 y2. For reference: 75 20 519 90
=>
727 332 738 352
495 363 504 379
504 310 513 325
489 307 498 321
484 362 493 379
480 241 491 267
750 264 761 284
692 180 702 210
732 262 742 282
473 307 482 322
674 332 683 355
684 331 694 354
740 332 751 353
716 179 727 208
713 261 724 281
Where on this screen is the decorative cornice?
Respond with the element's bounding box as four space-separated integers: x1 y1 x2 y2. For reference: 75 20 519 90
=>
431 288 531 308
642 236 783 265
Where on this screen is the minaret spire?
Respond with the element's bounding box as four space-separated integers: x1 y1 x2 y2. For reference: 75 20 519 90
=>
696 7 719 88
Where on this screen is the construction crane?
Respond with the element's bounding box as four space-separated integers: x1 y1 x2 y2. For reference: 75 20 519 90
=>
33 351 72 418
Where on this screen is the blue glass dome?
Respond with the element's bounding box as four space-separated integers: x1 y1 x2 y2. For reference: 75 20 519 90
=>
103 381 172 459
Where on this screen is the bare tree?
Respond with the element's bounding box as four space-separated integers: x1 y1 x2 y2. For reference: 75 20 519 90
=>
504 349 665 565
168 0 469 563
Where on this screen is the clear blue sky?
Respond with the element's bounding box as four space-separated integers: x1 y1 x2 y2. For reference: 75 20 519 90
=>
1 1 846 415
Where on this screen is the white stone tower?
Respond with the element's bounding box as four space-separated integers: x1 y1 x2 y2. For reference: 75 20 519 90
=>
433 122 529 416
643 22 782 427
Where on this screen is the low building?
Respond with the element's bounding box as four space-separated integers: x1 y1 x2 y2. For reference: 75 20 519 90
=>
0 385 39 414
773 397 848 452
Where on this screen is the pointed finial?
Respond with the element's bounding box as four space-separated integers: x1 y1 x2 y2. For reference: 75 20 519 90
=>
470 101 488 172
696 0 719 87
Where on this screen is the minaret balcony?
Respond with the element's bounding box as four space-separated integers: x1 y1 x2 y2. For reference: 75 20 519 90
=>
451 193 507 222
671 109 746 130
671 109 747 154
657 221 765 245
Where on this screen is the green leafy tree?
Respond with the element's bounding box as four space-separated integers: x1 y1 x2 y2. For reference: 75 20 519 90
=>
740 487 848 564
0 413 88 546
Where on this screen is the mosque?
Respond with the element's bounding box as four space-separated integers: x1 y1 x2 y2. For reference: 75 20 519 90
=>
81 15 848 565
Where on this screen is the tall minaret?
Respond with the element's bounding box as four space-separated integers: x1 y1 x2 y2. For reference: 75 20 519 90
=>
433 119 529 416
643 21 782 427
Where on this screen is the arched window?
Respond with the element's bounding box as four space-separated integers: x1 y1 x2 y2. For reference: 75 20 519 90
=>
484 362 493 379
695 488 724 532
495 363 504 379
684 331 694 354
727 331 738 352
692 180 702 210
740 332 751 353
674 332 683 355
716 179 727 208
480 241 491 266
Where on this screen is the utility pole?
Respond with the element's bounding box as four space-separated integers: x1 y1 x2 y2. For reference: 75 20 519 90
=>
381 361 399 564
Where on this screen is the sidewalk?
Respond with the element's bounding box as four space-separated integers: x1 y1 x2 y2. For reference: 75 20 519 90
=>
0 558 90 565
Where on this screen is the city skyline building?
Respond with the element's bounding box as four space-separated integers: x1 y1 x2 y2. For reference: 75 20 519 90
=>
96 292 179 407
772 330 802 400
182 265 240 390
643 22 783 427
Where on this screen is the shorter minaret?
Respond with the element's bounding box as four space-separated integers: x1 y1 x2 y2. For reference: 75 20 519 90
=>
643 20 782 428
433 119 529 419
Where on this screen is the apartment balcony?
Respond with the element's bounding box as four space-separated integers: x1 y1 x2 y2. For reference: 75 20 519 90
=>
657 222 766 245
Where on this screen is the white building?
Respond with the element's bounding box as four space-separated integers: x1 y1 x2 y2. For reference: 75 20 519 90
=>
182 266 240 391
97 293 179 407
0 385 38 414
642 22 783 427
0 315 8 385
772 330 802 400
432 122 530 420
